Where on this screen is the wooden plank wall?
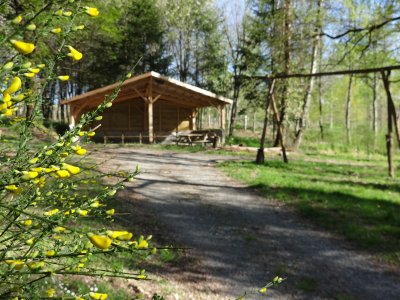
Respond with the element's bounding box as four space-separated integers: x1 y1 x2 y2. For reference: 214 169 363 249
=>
86 99 192 136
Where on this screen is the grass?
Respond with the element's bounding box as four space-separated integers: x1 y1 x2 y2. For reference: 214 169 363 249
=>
219 153 400 265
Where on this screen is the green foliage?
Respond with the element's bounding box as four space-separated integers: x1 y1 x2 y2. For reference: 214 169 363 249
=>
0 1 156 298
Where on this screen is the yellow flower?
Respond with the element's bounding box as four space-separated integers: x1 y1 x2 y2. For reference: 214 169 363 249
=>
4 77 22 94
56 169 70 178
27 261 44 270
28 157 39 164
259 287 267 293
53 226 69 233
51 27 62 34
77 209 88 216
72 25 85 31
12 15 22 24
84 7 100 17
29 68 40 74
30 167 43 173
10 40 36 55
88 233 112 250
24 72 35 78
76 148 87 155
90 201 100 208
2 62 14 70
58 75 69 81
45 250 56 257
107 230 132 241
66 45 83 61
37 64 46 68
5 185 21 194
55 9 63 16
20 219 32 226
63 163 80 175
44 209 59 216
89 293 108 300
26 238 35 245
95 116 103 121
26 23 36 31
21 171 39 180
106 209 115 215
45 149 53 156
63 11 73 17
22 62 32 68
6 260 25 270
88 132 96 137
105 102 112 108
47 288 55 297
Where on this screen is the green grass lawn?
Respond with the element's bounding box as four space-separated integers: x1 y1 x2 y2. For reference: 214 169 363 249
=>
219 154 400 265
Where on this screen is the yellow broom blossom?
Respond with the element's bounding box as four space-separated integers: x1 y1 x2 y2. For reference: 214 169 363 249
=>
89 293 108 300
58 75 69 81
56 169 70 178
5 185 22 194
26 23 36 31
24 72 35 78
29 68 40 74
4 77 21 94
63 163 80 175
12 15 22 24
84 7 100 17
10 40 36 55
51 27 62 34
88 233 112 250
106 230 132 241
21 171 39 180
66 45 83 61
44 209 59 216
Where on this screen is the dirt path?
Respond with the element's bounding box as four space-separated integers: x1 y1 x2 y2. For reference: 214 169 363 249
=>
97 147 400 300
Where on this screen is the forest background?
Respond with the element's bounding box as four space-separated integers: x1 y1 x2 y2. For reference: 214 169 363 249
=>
2 0 400 154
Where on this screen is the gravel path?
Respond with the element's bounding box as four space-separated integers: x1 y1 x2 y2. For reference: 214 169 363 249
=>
97 147 400 300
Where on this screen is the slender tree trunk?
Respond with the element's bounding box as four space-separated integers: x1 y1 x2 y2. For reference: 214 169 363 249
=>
318 76 324 140
372 73 378 134
228 71 240 137
346 75 353 144
293 0 322 150
273 0 291 147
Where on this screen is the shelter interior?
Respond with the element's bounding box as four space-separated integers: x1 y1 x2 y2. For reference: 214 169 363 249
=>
62 72 232 143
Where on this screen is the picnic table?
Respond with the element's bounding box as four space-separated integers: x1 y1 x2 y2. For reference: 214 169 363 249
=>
176 133 209 146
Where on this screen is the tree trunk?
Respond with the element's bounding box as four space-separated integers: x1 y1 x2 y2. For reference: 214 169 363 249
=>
228 72 240 137
372 73 378 135
318 75 324 140
381 71 394 177
293 0 322 150
256 80 275 164
273 0 292 147
345 75 353 144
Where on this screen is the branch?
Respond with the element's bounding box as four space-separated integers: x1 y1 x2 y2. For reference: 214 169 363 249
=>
321 15 400 39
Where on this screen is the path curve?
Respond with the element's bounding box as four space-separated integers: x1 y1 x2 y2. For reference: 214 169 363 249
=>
97 147 400 300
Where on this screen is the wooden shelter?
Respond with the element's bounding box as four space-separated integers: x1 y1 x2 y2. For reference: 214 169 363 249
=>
62 71 232 143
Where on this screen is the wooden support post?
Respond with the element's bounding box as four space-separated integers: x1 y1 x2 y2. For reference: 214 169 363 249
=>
121 133 125 145
256 79 275 164
148 101 154 143
381 70 395 177
104 136 107 145
220 106 226 130
139 133 142 144
69 111 76 128
244 115 248 131
147 78 154 143
191 109 197 130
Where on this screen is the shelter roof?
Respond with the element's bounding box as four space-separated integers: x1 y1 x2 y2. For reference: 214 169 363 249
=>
61 71 232 108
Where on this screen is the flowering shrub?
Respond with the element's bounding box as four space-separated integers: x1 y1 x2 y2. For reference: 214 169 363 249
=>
0 1 153 298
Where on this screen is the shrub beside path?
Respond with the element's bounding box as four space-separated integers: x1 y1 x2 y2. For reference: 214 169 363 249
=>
97 147 400 300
